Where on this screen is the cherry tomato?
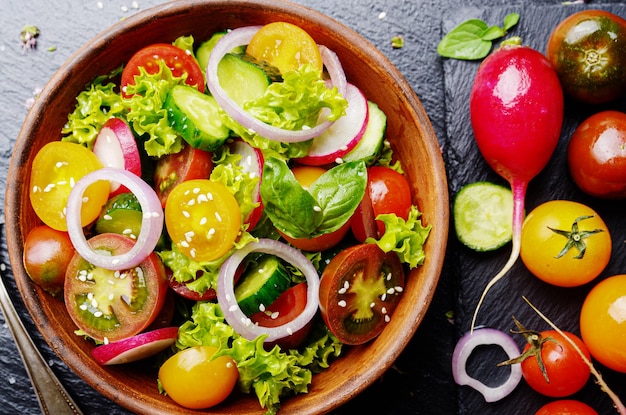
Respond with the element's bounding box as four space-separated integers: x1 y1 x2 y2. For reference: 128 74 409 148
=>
29 141 109 231
580 274 626 373
246 22 323 75
164 179 241 262
519 330 591 397
319 243 404 345
567 110 626 199
535 400 598 415
546 10 626 104
154 142 213 207
278 165 350 251
250 282 312 349
120 43 205 98
365 166 412 237
64 233 168 342
23 225 75 297
158 345 238 409
520 200 611 287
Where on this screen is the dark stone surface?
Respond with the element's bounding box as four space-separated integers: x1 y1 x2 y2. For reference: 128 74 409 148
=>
1 0 625 414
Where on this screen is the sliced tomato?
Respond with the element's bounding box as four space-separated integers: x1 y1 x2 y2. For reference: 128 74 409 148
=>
168 276 216 302
350 187 377 242
64 233 168 342
29 141 109 231
364 166 412 237
164 179 241 262
319 243 405 345
154 142 213 207
121 43 205 98
250 282 312 349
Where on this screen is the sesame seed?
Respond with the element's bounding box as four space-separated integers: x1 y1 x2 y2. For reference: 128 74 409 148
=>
270 311 279 319
189 248 196 258
91 299 98 308
259 303 266 312
184 230 195 241
188 199 196 206
381 293 387 301
338 300 347 307
180 241 190 248
103 337 109 345
226 361 234 368
192 187 201 194
79 304 88 311
370 302 376 308
381 307 387 314
335 157 344 164
43 183 55 192
87 293 94 300
57 180 67 186
395 286 404 293
82 196 89 203
338 287 347 294
385 315 391 323
197 193 208 203
225 294 232 302
313 205 322 212
229 305 238 312
112 258 120 266
94 311 103 318
387 287 395 295
114 271 121 278
215 212 222 222
103 214 113 220
199 216 207 225
207 228 216 238
207 192 214 201
386 273 392 281
182 210 190 218
69 177 75 187
122 228 133 235
286 327 293 335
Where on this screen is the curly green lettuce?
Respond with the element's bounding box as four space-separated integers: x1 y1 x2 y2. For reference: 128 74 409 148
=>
176 302 342 415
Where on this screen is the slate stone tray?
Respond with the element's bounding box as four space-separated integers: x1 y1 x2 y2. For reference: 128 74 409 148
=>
443 4 626 415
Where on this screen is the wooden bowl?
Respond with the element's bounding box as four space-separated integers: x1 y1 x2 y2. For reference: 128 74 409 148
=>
5 0 448 413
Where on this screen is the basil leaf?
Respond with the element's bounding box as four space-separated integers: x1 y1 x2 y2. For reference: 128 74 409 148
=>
482 26 506 41
260 157 322 237
309 161 367 234
503 13 520 31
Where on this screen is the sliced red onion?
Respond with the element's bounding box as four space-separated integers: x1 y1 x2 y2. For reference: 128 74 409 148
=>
452 328 522 403
206 25 347 143
216 239 319 343
66 167 164 271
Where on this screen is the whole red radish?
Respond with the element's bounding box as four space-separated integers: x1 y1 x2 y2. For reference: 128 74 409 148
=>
469 39 563 329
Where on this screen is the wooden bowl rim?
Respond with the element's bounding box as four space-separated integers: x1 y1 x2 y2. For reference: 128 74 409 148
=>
5 0 449 414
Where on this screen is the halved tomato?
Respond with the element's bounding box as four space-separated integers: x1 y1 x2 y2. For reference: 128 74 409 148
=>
362 166 412 237
64 233 168 342
121 43 205 98
318 243 405 345
154 142 213 207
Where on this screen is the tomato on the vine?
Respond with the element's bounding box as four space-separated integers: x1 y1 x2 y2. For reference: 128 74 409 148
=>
158 345 238 409
567 110 626 199
546 10 626 104
520 200 611 287
535 400 598 415
246 21 323 75
120 43 205 98
164 179 241 262
319 243 404 345
580 274 626 373
23 225 75 297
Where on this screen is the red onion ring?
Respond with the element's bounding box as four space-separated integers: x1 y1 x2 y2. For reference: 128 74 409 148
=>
216 239 320 343
66 167 164 271
452 328 522 402
206 25 347 143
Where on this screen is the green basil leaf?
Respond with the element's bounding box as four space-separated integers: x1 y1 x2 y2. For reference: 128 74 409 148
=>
503 13 520 31
482 26 506 41
436 19 492 60
309 161 367 234
260 157 322 238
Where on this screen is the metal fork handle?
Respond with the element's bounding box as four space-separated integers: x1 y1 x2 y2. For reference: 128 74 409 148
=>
0 269 83 415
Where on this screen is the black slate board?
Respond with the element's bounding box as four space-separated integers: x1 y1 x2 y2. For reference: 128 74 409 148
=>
443 4 626 415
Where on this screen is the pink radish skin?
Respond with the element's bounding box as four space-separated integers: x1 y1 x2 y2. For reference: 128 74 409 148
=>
93 117 142 196
468 41 564 330
91 327 178 365
297 83 369 166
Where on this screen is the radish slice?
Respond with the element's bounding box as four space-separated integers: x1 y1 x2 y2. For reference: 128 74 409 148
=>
228 139 264 230
92 117 141 195
216 239 319 343
206 25 347 143
66 167 164 271
297 83 369 166
452 328 522 402
91 327 179 365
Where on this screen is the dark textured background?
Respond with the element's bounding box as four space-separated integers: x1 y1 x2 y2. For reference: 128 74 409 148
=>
1 0 625 414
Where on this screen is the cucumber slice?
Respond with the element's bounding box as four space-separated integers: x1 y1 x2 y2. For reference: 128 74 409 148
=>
235 255 291 316
217 53 271 107
165 84 230 151
342 101 387 164
95 192 143 239
196 32 245 76
453 181 513 252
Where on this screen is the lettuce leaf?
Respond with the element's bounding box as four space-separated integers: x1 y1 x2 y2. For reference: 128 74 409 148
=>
366 205 431 269
176 302 343 415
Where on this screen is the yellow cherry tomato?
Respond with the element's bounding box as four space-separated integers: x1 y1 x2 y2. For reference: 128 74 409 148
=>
164 179 241 262
159 346 238 409
520 200 611 287
580 274 626 373
29 141 109 231
246 22 323 75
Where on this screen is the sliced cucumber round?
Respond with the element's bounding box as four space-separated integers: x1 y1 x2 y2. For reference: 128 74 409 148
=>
453 181 513 252
235 255 291 316
217 53 271 107
95 192 143 239
342 100 387 164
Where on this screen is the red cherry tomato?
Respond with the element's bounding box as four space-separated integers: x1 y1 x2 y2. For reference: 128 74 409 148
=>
64 233 168 342
121 43 205 98
364 166 412 237
535 400 598 415
546 10 626 104
319 243 404 345
567 110 626 199
520 330 591 398
23 225 75 297
154 142 213 207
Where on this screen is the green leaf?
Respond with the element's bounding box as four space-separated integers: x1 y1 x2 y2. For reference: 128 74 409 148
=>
482 26 506 41
503 13 520 31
